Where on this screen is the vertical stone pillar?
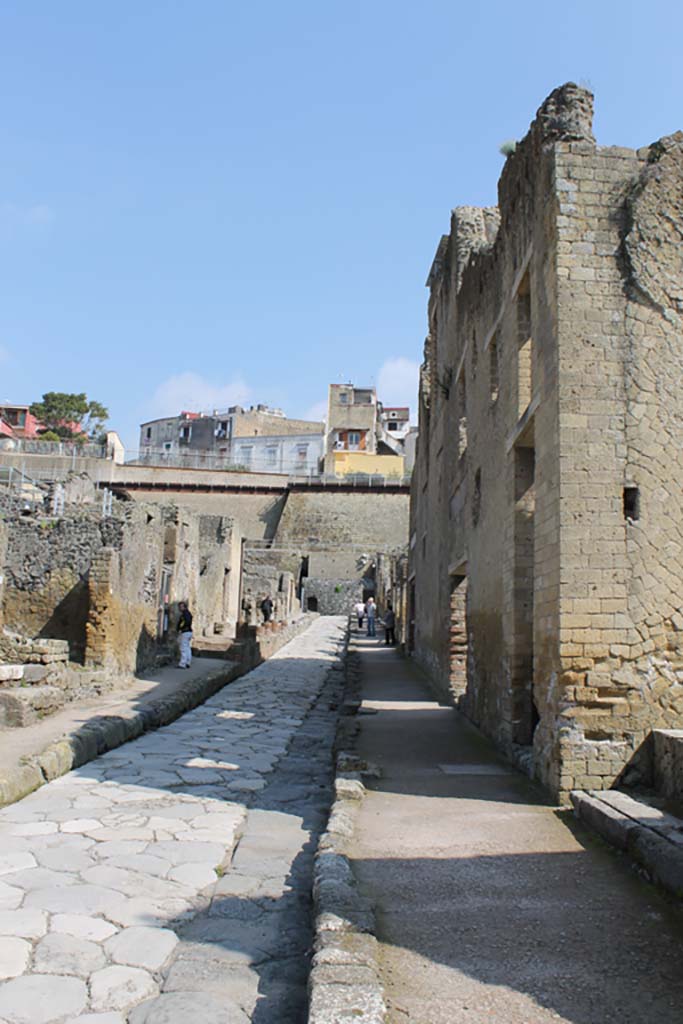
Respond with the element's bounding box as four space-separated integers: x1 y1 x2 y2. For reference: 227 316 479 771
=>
85 548 119 669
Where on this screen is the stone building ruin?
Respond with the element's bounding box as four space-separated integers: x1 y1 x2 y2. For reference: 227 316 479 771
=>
410 84 683 802
0 490 242 726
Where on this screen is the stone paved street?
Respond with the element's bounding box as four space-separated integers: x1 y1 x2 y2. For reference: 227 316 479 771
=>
0 617 347 1024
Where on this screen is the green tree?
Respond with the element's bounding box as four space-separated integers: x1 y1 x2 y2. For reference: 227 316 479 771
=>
30 392 109 441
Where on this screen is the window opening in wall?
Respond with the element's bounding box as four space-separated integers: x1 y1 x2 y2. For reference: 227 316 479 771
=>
472 468 482 526
307 596 319 612
516 272 533 419
623 486 640 521
512 442 537 745
348 431 361 450
157 568 172 639
449 574 468 702
457 371 467 459
339 393 349 404
219 566 231 627
490 334 500 403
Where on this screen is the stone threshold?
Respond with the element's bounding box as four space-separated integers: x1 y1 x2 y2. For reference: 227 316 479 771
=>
571 789 683 897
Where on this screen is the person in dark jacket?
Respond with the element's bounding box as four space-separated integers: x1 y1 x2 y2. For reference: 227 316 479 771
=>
177 602 193 668
383 602 396 645
261 595 273 623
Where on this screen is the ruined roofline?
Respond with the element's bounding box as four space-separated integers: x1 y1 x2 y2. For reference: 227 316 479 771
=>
497 82 595 212
425 83 596 296
426 235 450 288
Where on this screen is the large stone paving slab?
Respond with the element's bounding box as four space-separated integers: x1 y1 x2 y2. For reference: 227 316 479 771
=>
0 617 346 1022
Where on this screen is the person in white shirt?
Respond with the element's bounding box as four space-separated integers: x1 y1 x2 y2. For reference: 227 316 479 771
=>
354 600 366 629
366 597 377 637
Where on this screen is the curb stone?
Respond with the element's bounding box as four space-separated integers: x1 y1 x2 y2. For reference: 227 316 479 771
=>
571 790 683 896
0 616 314 811
308 639 387 1024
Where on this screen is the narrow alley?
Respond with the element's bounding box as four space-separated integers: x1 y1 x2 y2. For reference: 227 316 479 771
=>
347 635 683 1024
0 617 347 1024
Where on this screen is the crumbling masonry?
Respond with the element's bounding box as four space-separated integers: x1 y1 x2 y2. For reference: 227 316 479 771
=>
410 84 683 802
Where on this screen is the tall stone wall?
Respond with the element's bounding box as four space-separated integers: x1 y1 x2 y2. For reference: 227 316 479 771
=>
275 490 409 551
410 84 683 802
546 131 683 796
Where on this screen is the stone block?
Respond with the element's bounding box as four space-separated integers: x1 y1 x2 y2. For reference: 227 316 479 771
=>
20 664 48 684
0 665 23 684
0 686 66 727
653 729 683 803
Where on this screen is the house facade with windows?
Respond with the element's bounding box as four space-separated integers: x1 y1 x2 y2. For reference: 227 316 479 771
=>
138 405 323 469
409 83 683 803
0 404 40 440
324 383 408 478
232 433 323 474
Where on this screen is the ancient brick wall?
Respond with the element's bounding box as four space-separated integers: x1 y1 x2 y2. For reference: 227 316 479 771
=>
0 520 7 630
547 132 683 797
1 501 242 676
1 511 122 662
410 84 683 802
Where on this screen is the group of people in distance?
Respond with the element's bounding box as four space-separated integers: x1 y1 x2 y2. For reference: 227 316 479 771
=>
355 596 396 645
174 591 396 671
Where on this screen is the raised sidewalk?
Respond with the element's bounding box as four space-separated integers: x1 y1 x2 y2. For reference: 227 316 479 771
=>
345 634 683 1024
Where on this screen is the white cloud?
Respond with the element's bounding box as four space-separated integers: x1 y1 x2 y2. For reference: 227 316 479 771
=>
148 372 252 418
377 357 419 420
304 399 328 423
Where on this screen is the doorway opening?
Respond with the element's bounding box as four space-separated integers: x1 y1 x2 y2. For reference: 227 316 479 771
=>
407 580 416 652
449 572 468 701
512 442 537 743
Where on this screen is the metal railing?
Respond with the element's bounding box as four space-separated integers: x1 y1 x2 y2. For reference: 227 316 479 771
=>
125 448 410 484
0 438 108 459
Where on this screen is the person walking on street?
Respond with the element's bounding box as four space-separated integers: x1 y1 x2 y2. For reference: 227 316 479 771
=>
355 599 366 630
261 595 273 623
366 596 377 637
177 601 193 669
383 601 396 645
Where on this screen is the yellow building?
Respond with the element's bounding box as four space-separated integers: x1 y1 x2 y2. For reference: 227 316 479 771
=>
329 450 405 479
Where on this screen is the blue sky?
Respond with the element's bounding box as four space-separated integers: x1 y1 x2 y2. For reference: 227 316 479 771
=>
0 1 681 448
